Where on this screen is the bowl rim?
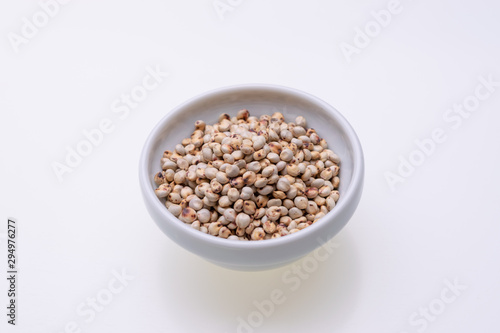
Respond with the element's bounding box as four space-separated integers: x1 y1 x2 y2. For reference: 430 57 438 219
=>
139 83 364 250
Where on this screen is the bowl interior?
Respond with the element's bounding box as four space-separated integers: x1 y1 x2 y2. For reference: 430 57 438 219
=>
145 86 355 205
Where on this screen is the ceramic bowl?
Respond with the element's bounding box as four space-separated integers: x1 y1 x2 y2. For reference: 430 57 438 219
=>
139 84 364 270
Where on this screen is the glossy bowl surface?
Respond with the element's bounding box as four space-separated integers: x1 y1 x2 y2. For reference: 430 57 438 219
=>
139 84 364 270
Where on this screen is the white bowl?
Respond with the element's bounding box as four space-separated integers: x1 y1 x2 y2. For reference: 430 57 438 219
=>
139 84 364 271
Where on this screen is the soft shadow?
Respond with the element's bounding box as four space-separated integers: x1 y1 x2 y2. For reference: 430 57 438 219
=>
156 230 360 332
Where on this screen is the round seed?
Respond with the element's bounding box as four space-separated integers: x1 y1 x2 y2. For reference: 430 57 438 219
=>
248 227 263 240
252 136 266 150
255 195 268 208
280 130 293 142
319 185 331 197
168 204 182 217
253 149 266 160
272 190 287 200
237 109 250 120
230 177 244 189
305 201 319 214
175 144 186 155
263 221 277 234
297 222 309 230
254 177 268 188
191 221 201 230
276 161 287 171
320 167 333 180
180 207 197 223
216 172 229 184
240 186 254 200
210 179 223 193
276 177 291 192
189 197 203 211
289 207 304 219
295 116 307 127
262 165 276 177
268 142 282 154
167 192 182 204
332 176 340 189
247 161 261 173
155 183 172 198
227 188 240 202
267 152 280 163
305 187 319 199
235 213 251 229
314 196 326 207
208 221 223 235
257 185 273 196
224 208 237 222
221 144 233 154
266 206 282 221
286 164 300 177
233 199 244 212
226 165 240 178
243 200 257 215
219 227 231 238
154 172 166 185
292 126 306 137
311 178 325 188
197 209 211 223
254 207 266 219
326 197 336 211
280 148 294 162
218 196 232 207
205 167 218 180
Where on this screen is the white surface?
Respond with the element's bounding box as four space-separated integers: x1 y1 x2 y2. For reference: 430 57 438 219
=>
1 0 499 332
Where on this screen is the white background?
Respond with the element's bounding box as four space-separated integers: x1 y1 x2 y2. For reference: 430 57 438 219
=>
1 0 499 332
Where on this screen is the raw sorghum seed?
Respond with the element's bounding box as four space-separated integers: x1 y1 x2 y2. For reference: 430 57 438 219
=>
180 207 197 223
276 177 291 192
155 183 172 198
235 213 251 229
168 204 182 217
251 227 265 240
294 196 308 210
208 222 223 236
288 207 303 219
197 209 211 223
